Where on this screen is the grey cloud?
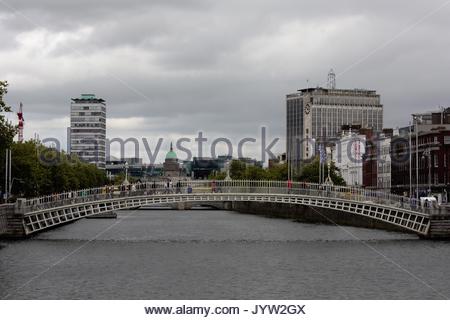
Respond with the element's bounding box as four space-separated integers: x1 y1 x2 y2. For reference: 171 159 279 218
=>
1 0 450 161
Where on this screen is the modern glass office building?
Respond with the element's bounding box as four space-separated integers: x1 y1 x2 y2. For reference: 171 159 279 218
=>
286 87 383 178
69 94 106 169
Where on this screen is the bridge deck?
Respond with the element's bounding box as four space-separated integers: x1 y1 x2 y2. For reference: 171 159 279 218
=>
10 180 436 236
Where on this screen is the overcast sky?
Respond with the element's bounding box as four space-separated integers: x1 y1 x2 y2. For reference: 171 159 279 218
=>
1 0 450 162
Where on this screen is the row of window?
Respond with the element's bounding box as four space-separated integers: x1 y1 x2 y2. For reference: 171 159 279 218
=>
71 145 106 150
377 178 391 189
377 162 391 174
72 151 106 156
71 113 106 118
312 96 380 106
311 107 382 138
71 129 106 133
72 123 106 129
71 105 106 111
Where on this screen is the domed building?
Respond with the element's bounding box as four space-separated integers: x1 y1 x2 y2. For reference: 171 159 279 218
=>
163 143 181 177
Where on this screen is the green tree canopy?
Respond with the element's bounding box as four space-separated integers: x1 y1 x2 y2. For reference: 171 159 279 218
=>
229 160 247 179
1 81 18 196
209 160 288 181
10 140 108 198
209 158 344 185
0 81 17 149
297 157 346 186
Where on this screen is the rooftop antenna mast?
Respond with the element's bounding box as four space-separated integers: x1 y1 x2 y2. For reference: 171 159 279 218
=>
327 69 336 89
17 102 24 143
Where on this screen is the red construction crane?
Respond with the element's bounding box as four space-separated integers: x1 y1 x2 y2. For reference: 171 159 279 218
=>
17 102 24 143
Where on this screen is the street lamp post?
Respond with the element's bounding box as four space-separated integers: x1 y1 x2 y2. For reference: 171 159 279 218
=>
123 161 129 186
4 149 8 201
413 115 422 199
416 122 419 198
422 148 432 196
4 149 11 202
225 161 232 181
324 146 334 186
409 121 412 198
428 151 432 196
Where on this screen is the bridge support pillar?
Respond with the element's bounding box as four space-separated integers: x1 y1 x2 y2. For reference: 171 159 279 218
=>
176 202 192 210
427 214 450 239
223 201 233 211
0 199 27 239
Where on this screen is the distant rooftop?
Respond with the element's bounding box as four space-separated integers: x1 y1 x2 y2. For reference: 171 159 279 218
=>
297 87 378 96
81 94 96 99
71 93 105 103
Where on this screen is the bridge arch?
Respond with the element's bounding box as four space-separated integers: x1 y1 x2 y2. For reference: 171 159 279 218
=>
19 181 431 236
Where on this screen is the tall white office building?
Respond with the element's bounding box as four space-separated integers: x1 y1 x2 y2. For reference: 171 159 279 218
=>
69 94 106 169
287 87 383 177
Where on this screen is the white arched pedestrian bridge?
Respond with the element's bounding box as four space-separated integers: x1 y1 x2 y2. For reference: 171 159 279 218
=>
15 180 435 237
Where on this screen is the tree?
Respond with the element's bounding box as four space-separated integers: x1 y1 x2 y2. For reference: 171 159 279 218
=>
208 171 227 180
229 160 247 179
112 172 137 185
297 157 346 186
10 141 48 196
0 81 18 197
0 81 17 144
10 140 108 197
210 160 287 181
245 165 266 180
265 163 288 181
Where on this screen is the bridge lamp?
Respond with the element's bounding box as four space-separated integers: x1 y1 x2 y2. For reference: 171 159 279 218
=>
123 161 130 186
413 115 423 199
225 161 232 181
421 148 431 196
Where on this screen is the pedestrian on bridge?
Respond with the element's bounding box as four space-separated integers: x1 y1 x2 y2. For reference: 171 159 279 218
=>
287 179 292 194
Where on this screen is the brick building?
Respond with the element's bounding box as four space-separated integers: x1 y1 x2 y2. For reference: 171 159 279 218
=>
391 128 450 198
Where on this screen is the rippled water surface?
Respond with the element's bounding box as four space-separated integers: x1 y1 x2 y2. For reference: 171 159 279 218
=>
1 209 449 299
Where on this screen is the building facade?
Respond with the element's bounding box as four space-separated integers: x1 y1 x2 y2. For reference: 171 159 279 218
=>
361 129 377 189
389 108 450 198
377 135 392 192
164 143 181 178
192 157 220 179
391 128 450 198
269 153 286 168
332 131 366 186
361 129 392 191
413 107 450 131
287 87 383 177
69 94 106 169
105 157 157 181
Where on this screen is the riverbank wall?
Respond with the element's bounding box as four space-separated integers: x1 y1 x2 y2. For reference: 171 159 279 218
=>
0 204 10 235
231 201 411 234
0 204 26 239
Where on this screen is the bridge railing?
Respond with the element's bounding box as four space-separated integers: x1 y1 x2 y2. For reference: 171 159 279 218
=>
21 180 428 214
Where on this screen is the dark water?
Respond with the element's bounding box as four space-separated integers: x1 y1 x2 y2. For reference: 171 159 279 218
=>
1 209 449 299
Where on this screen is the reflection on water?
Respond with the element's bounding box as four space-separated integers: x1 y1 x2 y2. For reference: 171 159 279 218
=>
1 209 449 299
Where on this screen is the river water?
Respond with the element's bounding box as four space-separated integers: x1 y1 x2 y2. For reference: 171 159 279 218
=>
1 209 449 299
